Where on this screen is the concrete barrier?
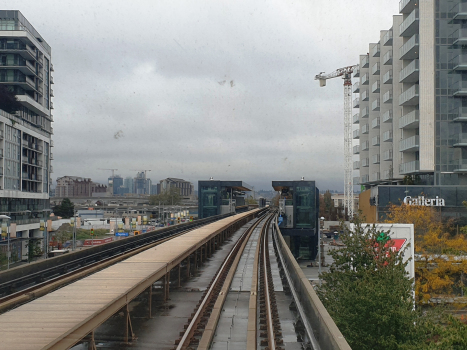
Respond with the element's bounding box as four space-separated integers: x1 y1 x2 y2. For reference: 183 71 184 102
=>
274 221 351 350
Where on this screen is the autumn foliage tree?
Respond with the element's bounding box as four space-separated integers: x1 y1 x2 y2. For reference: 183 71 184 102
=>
385 204 467 305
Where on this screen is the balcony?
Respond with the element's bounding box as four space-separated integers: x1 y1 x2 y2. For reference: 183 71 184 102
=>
353 98 360 108
383 70 393 84
372 80 380 93
50 165 53 173
360 73 369 85
353 113 360 124
399 34 419 60
451 133 467 147
400 160 419 174
361 55 370 68
372 136 380 146
451 80 467 97
399 110 419 129
451 2 467 20
0 166 3 176
0 58 36 75
361 106 369 118
353 177 360 185
383 30 393 46
400 135 419 152
371 172 381 182
400 9 419 37
50 88 54 97
372 99 380 111
451 28 467 46
450 54 467 71
450 159 467 172
383 169 393 179
371 117 380 129
0 42 36 60
400 0 417 14
451 107 467 122
353 161 360 170
399 59 419 83
361 140 370 151
362 158 370 167
50 152 54 160
383 50 393 65
0 130 3 139
353 82 360 93
372 62 380 75
372 43 381 57
383 130 393 142
383 90 393 103
383 149 393 161
0 149 3 158
0 74 35 90
50 139 54 147
382 109 393 123
353 145 360 154
361 90 369 101
372 154 380 164
353 66 360 77
362 123 370 134
361 174 370 183
399 84 419 105
353 129 360 139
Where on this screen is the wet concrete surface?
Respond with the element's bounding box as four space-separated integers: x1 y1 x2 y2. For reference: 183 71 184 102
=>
71 221 255 350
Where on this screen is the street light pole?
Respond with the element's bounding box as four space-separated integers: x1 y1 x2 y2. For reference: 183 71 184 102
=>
0 215 11 270
319 216 325 287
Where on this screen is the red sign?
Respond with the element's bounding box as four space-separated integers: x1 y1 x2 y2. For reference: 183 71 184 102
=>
385 238 407 253
83 237 113 247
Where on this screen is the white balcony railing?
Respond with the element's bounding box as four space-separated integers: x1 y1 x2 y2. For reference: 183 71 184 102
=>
383 149 393 161
400 34 419 60
383 90 393 103
399 84 419 105
362 124 370 134
383 50 393 65
372 62 380 75
372 43 381 57
399 135 419 151
372 136 380 146
372 80 380 93
399 110 420 129
400 9 419 37
383 30 393 46
400 160 419 174
371 117 380 129
382 109 393 123
383 70 393 84
372 99 380 111
399 59 419 83
361 140 370 151
383 130 393 142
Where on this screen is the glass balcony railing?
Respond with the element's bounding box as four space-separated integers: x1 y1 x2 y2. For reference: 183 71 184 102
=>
353 129 360 139
399 135 419 152
450 54 467 70
372 80 380 93
383 169 393 179
399 84 419 105
383 90 392 103
361 55 370 68
383 30 393 46
450 106 467 122
372 62 380 75
353 113 359 124
400 0 417 13
399 110 419 129
353 177 360 185
451 28 467 46
451 133 467 146
361 158 370 167
353 82 360 93
371 172 381 182
400 160 419 174
361 140 370 151
361 175 370 183
383 149 393 161
353 145 360 154
362 123 370 134
372 99 380 111
353 161 360 170
399 34 419 60
449 159 467 172
372 43 381 57
382 130 393 142
399 59 419 82
450 80 467 97
451 2 467 20
383 70 393 84
353 66 360 77
361 106 369 118
383 50 393 65
372 154 380 164
372 136 380 146
382 109 393 123
353 98 360 108
362 90 369 101
371 117 380 129
360 73 369 85
400 9 419 37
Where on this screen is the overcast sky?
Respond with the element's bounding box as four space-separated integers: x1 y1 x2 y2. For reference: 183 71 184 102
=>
6 0 400 191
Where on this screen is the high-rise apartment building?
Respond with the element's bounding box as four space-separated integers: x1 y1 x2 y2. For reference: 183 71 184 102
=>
0 11 53 263
356 1 467 221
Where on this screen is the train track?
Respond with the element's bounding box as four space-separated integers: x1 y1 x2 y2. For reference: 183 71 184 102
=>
0 225 208 314
173 210 301 350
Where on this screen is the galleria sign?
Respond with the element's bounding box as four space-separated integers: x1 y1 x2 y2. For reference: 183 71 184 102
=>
403 196 445 207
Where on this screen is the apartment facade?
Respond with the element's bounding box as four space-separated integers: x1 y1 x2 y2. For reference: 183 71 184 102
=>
0 10 54 264
55 176 107 198
160 178 194 198
355 0 467 221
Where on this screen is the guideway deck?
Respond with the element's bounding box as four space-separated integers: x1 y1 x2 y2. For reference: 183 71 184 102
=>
0 210 261 350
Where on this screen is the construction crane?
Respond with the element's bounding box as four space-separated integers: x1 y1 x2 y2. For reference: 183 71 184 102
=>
130 169 152 177
315 65 358 219
98 168 118 178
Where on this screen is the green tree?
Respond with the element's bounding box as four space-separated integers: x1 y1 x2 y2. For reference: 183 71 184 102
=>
245 195 257 205
0 86 22 114
52 198 75 218
317 218 420 349
149 187 181 205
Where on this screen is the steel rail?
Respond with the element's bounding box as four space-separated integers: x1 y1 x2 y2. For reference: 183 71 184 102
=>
262 215 276 350
177 212 270 350
272 216 320 350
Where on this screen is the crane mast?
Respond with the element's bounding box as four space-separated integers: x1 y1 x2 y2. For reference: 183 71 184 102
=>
315 65 358 219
